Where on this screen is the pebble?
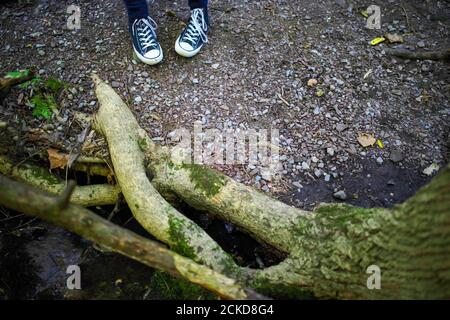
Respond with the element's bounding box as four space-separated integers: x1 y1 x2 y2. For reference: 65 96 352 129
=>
389 149 404 163
293 181 303 189
301 161 310 170
43 124 54 130
333 190 347 201
417 40 425 48
192 78 199 84
376 156 383 165
327 147 335 156
324 174 331 182
336 123 346 132
134 96 142 103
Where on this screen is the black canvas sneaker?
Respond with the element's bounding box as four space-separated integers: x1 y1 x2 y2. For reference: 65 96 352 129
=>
175 8 209 58
131 16 163 65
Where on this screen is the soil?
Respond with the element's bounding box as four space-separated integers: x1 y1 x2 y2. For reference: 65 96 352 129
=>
0 0 449 299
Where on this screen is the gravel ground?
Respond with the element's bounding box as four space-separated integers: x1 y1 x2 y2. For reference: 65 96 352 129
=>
1 0 449 208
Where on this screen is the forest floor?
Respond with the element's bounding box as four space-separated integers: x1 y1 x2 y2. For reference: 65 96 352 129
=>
0 0 449 299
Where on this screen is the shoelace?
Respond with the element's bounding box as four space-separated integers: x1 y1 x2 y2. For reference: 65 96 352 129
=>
182 9 208 45
133 16 158 50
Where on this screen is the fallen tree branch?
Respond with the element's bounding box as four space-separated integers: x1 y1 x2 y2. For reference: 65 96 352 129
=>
93 74 241 276
0 174 267 300
385 48 450 61
0 70 35 102
0 155 120 206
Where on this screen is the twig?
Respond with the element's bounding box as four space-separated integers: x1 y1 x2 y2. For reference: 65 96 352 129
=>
401 4 416 34
386 48 450 61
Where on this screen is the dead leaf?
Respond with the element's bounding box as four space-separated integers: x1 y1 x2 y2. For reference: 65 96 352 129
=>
423 163 439 176
47 148 69 169
385 33 404 43
307 79 318 87
357 133 376 147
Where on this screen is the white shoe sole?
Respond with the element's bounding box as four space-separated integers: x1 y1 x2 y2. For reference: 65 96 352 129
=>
174 35 202 58
133 45 164 65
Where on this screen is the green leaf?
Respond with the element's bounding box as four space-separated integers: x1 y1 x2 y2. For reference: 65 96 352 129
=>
29 94 53 119
6 69 29 79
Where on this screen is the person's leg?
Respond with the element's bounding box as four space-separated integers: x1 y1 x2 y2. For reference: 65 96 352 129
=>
123 0 163 65
175 0 209 58
123 0 149 27
188 0 208 10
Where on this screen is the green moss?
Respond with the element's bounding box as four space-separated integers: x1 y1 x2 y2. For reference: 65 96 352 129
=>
28 165 61 186
252 277 315 300
137 137 148 151
149 271 217 300
219 254 239 276
314 204 373 227
181 164 227 197
168 214 197 259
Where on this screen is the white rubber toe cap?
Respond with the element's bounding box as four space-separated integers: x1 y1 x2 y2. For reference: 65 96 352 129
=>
175 36 202 58
133 45 163 65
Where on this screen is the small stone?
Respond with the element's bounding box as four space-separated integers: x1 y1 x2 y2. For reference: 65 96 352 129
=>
192 78 199 84
37 49 45 56
111 81 121 88
311 156 319 163
387 179 396 186
314 169 323 178
324 174 331 182
261 170 272 182
376 156 383 165
42 124 54 131
333 190 347 201
336 123 346 132
301 161 310 170
327 147 335 156
134 96 142 103
293 181 303 189
417 40 425 48
313 106 321 115
211 63 220 69
389 149 404 163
